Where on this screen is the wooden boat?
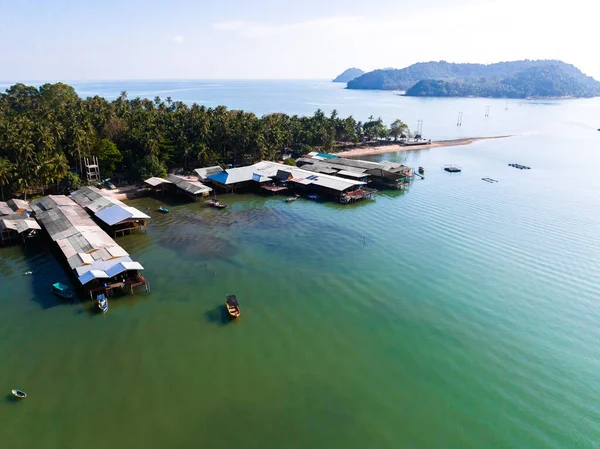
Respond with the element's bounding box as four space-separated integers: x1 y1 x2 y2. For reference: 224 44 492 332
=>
206 199 228 209
158 206 170 213
225 295 240 318
51 282 73 300
12 389 26 399
444 165 462 173
97 294 108 313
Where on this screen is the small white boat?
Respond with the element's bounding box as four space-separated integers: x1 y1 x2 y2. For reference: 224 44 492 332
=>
97 294 108 313
12 389 27 399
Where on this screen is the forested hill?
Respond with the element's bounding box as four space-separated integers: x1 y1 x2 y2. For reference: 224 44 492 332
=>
332 68 365 83
406 65 600 98
347 60 600 98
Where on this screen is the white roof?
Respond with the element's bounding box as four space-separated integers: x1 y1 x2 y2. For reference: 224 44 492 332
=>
95 204 150 226
78 270 110 285
0 216 41 233
207 161 364 191
122 261 144 271
194 166 223 179
144 177 172 187
105 261 144 278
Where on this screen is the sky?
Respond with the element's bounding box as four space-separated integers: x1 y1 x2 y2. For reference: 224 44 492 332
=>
0 0 597 81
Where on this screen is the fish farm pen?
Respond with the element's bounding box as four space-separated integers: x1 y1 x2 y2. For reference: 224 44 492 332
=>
30 195 149 300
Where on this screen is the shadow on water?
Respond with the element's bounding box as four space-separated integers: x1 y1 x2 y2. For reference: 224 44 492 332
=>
19 236 76 310
3 393 23 405
205 305 235 326
374 188 410 199
147 194 196 209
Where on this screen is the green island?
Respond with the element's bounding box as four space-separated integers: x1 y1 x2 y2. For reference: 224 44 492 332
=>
0 83 410 199
346 60 600 98
332 67 365 83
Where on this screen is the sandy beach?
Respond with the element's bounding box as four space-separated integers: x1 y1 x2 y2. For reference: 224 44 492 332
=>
335 136 512 158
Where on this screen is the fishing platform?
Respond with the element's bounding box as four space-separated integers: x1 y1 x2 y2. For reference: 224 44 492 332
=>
70 186 150 237
30 195 149 299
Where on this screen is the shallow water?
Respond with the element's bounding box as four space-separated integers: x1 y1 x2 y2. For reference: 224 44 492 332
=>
1 82 600 448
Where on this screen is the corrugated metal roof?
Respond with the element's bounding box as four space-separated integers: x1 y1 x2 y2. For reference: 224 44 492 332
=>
166 174 212 195
31 195 141 283
194 166 223 180
95 204 149 226
78 270 110 285
0 202 13 216
70 186 149 226
0 215 41 233
337 170 368 179
144 177 172 187
7 199 30 212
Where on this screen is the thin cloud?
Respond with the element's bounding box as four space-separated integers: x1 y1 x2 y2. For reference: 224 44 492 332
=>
172 35 185 44
212 16 361 39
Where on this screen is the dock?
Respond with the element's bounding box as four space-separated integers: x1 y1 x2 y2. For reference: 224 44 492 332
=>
30 195 148 297
203 161 374 203
296 155 414 189
260 184 288 194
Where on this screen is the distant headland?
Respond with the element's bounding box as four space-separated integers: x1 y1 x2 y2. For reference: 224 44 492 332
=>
332 68 365 83
343 60 600 99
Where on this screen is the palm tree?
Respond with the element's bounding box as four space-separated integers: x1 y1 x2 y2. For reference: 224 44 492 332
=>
46 153 70 193
0 157 14 201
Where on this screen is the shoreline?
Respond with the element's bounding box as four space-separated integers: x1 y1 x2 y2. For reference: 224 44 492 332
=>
335 136 512 158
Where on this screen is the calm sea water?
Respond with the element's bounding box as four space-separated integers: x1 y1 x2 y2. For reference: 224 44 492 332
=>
2 81 600 448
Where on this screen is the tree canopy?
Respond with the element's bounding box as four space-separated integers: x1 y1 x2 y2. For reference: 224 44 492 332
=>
0 83 410 199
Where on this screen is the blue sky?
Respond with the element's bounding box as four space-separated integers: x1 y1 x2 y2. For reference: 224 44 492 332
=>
0 0 597 81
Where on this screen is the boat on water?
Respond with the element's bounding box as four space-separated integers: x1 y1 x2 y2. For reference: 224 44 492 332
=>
51 282 73 300
97 294 108 313
508 163 531 170
444 165 462 173
12 389 26 399
306 194 320 200
158 206 170 213
206 199 227 209
285 196 298 203
225 294 240 318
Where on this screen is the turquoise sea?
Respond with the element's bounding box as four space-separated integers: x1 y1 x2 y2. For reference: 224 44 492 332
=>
2 80 600 448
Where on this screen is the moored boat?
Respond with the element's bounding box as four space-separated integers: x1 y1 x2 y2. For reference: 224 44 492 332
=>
206 199 227 209
158 206 170 213
11 389 27 399
285 197 297 203
444 165 462 173
225 294 240 318
306 194 320 200
51 282 73 300
97 294 108 313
